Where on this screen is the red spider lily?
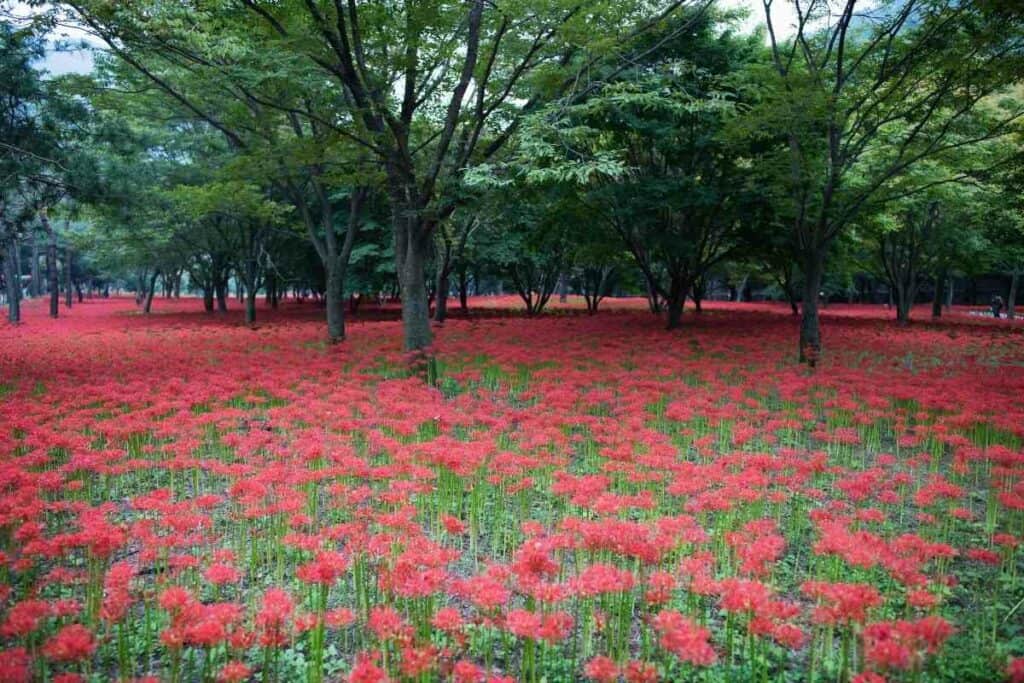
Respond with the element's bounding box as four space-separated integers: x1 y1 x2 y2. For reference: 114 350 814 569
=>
42 624 96 663
651 610 717 666
584 655 619 682
801 581 884 625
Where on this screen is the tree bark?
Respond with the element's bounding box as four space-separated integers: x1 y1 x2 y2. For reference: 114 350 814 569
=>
799 251 824 365
434 267 449 324
203 284 215 312
394 207 432 351
64 248 73 309
30 234 39 298
143 269 159 314
932 267 946 318
325 257 346 343
244 255 258 326
3 246 20 323
457 268 469 311
42 210 58 318
1008 268 1020 320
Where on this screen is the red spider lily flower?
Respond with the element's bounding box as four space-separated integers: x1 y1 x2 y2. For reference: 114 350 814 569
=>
1008 657 1024 683
399 645 438 677
651 610 717 666
296 550 350 586
217 661 251 683
205 563 242 586
575 563 636 597
584 656 620 683
1 599 51 637
801 581 884 625
42 624 96 663
349 651 389 683
441 515 467 535
367 605 406 641
851 673 887 683
451 659 487 682
431 606 465 633
504 609 542 639
624 660 659 683
0 647 31 683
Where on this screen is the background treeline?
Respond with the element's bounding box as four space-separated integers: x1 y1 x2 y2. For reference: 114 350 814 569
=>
2 0 1023 362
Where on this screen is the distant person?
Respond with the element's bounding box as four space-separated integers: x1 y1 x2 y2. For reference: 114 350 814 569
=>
991 295 1004 318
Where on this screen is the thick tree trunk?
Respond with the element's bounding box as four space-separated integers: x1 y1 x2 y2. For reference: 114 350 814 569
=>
203 285 215 312
325 258 345 343
558 273 569 303
666 278 686 330
215 276 228 312
143 270 159 314
64 248 73 309
243 256 258 326
1008 268 1019 320
395 208 432 351
4 248 20 323
30 234 39 298
799 251 824 365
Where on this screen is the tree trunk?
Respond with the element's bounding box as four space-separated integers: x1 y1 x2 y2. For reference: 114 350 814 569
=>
558 273 569 303
895 284 912 325
932 267 946 318
458 269 469 311
203 285 215 312
1008 268 1020 320
143 270 159 314
215 276 228 312
395 208 432 351
42 211 58 318
325 258 345 343
799 251 824 365
434 267 449 324
4 247 20 323
64 248 73 309
30 234 39 298
243 255 258 326
665 278 686 330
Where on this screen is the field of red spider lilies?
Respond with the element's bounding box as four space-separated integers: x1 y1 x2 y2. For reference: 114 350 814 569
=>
2 297 1023 683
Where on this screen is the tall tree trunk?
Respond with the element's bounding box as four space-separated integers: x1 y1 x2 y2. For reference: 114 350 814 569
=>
42 211 58 318
799 251 825 365
325 257 345 343
64 248 73 309
896 284 912 325
215 276 228 312
458 269 469 311
558 273 569 303
244 255 258 326
395 210 432 352
932 267 946 318
30 234 39 298
665 278 686 331
1008 268 1020 320
203 284 215 312
434 266 449 324
3 247 20 323
143 270 159 314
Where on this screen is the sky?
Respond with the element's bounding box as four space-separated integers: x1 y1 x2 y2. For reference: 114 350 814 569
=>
6 0 815 78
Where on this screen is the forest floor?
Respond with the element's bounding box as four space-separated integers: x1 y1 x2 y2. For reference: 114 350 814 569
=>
1 296 1022 682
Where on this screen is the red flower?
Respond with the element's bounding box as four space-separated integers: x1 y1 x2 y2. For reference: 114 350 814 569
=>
583 655 619 683
42 624 96 663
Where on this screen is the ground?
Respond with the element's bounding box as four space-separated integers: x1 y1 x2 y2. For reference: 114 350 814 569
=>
1 296 1022 683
